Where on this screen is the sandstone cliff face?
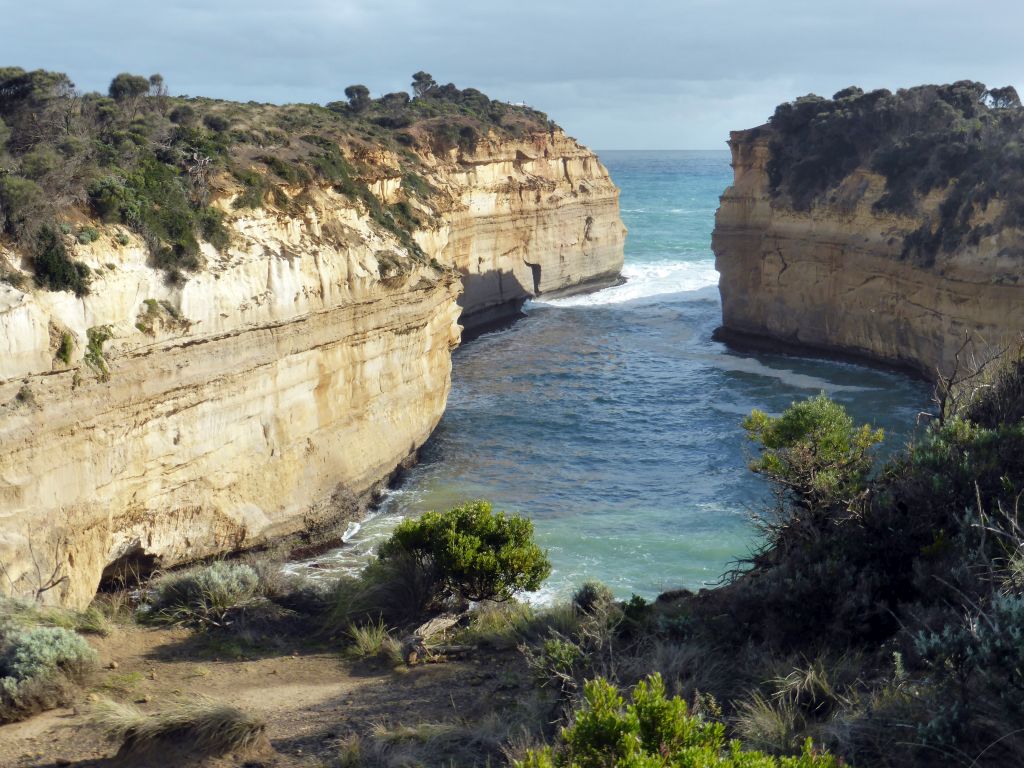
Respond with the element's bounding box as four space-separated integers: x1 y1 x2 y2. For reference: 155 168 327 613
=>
423 131 625 328
713 130 1024 379
0 131 623 607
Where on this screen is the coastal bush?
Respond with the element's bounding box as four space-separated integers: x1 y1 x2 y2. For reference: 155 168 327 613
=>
32 224 90 296
515 674 838 768
377 500 551 606
55 331 73 364
143 561 260 627
763 81 1024 259
108 73 150 103
84 325 114 379
572 581 615 616
743 394 884 515
0 622 96 722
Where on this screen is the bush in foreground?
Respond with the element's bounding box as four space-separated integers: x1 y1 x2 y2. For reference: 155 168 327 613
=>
377 500 551 606
0 622 96 722
516 673 837 767
743 393 883 515
143 561 260 627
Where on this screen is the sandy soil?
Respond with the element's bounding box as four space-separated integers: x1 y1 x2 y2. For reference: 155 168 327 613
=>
0 623 531 768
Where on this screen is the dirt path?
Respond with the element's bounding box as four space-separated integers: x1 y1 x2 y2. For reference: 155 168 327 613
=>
0 623 530 767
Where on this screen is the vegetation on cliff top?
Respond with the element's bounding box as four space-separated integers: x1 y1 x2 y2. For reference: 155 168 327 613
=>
760 81 1024 263
0 67 553 291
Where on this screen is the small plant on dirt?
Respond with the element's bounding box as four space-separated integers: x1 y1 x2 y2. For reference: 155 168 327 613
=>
143 561 260 628
377 500 551 606
346 619 404 665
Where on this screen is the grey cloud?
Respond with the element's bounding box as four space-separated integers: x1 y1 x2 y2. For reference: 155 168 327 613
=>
6 0 1023 148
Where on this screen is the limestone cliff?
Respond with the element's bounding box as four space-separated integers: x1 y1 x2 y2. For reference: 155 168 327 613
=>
713 83 1024 379
422 131 624 328
0 83 623 606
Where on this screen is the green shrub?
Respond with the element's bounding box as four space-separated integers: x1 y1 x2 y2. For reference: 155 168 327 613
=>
0 175 46 238
203 114 230 132
0 625 96 722
108 73 150 102
573 582 615 615
744 393 883 514
77 226 100 244
915 594 1024 747
20 146 61 180
84 325 113 379
517 674 837 768
1 626 95 686
232 168 271 209
377 500 551 605
143 561 260 627
32 225 90 296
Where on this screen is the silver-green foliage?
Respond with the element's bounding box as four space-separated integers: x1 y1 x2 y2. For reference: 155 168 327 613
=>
1 625 96 690
0 623 96 720
145 561 260 627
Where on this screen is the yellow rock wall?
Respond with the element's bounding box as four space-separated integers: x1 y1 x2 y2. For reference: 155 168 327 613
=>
0 131 623 607
712 131 1024 379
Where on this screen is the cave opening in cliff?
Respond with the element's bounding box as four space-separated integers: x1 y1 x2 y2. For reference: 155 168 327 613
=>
527 261 542 295
98 546 160 592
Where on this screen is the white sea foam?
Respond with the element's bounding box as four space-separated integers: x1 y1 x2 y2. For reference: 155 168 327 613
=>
537 259 720 307
705 354 875 393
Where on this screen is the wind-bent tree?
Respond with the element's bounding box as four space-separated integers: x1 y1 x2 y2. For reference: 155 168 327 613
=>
344 84 371 113
411 71 436 98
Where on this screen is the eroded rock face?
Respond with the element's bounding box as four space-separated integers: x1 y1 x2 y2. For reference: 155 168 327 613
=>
0 132 623 607
712 130 1024 379
426 132 625 328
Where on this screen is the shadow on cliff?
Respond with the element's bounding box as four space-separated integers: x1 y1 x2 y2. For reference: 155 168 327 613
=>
457 268 531 340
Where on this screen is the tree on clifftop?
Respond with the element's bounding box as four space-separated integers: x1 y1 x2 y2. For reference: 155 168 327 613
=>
344 84 370 113
986 85 1021 109
107 73 150 102
411 71 436 98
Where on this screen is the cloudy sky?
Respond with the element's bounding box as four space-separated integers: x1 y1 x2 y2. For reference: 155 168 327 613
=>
7 1 1023 149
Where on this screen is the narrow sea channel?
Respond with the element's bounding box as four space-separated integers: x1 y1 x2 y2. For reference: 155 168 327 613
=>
287 150 932 602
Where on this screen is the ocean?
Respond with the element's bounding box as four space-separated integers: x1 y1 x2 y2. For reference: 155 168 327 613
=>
286 150 932 602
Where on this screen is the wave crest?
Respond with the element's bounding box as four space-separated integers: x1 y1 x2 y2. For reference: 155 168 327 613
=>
537 259 719 307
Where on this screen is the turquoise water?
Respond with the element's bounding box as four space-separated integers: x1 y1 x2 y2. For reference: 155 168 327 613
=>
287 151 932 602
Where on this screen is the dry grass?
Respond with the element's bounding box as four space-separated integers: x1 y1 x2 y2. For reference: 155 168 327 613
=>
91 695 266 755
459 600 580 651
733 691 806 755
365 713 517 767
346 620 404 666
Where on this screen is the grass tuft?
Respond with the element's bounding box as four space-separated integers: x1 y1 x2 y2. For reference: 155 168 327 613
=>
91 695 266 755
346 620 404 666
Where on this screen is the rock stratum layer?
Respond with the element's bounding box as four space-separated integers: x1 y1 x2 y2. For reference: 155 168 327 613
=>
0 130 623 607
713 84 1024 379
